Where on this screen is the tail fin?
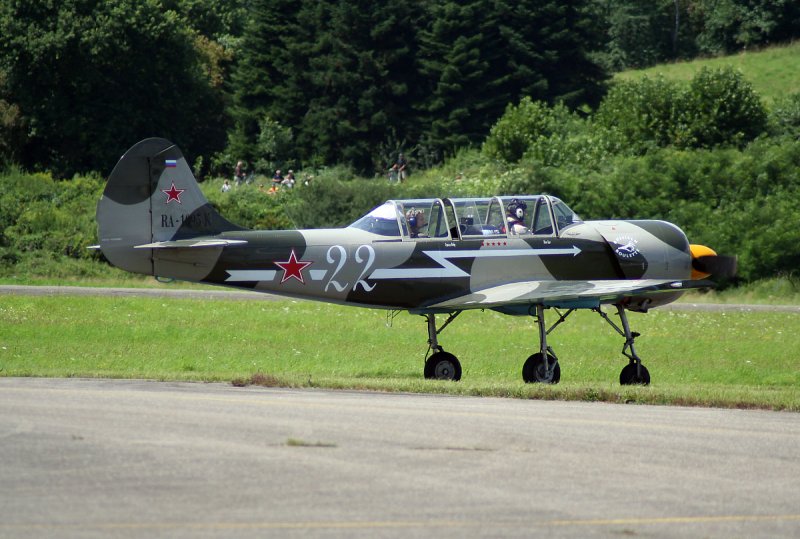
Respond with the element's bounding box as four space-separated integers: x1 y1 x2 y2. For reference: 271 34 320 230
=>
97 138 243 276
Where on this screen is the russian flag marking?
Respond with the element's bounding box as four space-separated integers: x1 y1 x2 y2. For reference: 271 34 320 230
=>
165 159 178 168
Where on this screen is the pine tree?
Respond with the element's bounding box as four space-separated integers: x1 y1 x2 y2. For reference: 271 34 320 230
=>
513 0 608 108
418 0 509 158
417 0 608 159
0 0 227 176
227 0 298 165
277 0 425 173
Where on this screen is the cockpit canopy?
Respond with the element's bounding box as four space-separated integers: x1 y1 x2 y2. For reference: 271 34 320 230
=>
348 195 581 239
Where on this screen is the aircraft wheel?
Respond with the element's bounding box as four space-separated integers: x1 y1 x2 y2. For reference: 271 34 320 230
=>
619 363 650 385
522 353 560 384
424 352 462 381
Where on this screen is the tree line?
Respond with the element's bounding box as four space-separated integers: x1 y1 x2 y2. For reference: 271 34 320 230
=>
1 0 798 178
4 64 799 282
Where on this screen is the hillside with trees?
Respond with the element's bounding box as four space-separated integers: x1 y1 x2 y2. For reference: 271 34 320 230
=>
0 1 799 285
2 0 797 177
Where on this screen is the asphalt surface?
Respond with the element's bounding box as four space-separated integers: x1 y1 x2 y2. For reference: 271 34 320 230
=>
1 378 798 538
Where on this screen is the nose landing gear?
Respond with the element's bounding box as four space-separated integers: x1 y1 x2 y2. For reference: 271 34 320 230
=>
595 304 651 385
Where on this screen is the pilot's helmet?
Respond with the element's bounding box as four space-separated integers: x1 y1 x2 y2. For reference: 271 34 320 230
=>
406 208 418 229
508 199 527 220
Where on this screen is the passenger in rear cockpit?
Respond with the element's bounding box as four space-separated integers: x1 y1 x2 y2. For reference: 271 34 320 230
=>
406 208 427 238
506 199 528 235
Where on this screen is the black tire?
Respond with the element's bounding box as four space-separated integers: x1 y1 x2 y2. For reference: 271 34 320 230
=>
619 362 650 385
522 353 561 384
424 351 462 381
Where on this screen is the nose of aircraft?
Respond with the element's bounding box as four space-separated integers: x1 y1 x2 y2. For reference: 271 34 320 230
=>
690 244 738 280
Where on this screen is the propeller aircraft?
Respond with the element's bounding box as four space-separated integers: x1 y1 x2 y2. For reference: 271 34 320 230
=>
96 138 736 385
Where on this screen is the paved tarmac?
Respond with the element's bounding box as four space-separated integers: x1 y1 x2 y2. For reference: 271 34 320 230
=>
1 378 798 538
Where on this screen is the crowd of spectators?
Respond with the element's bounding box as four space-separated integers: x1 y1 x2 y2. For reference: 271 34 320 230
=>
225 152 409 194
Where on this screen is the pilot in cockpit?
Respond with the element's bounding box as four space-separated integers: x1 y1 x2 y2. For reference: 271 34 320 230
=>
506 199 528 235
406 208 427 238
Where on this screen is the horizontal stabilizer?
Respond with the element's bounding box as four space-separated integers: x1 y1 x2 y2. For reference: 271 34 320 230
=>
134 239 248 249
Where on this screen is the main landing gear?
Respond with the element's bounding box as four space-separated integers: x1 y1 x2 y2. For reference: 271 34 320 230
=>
521 303 650 385
420 304 651 385
523 303 651 385
522 304 561 383
423 312 462 381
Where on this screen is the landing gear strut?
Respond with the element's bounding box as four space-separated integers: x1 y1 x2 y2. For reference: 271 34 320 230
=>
595 304 651 385
419 304 651 385
522 304 564 384
422 312 462 381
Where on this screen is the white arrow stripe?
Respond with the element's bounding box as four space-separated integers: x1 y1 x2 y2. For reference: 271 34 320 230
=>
225 270 277 282
369 250 469 279
447 246 581 258
368 246 581 280
224 246 581 282
309 269 328 281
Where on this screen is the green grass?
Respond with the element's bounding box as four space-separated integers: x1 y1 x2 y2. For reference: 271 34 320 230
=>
5 272 800 304
0 268 220 289
614 41 800 104
1 294 798 410
681 277 800 305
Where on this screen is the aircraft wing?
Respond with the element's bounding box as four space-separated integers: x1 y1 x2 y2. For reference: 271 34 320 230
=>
426 279 712 311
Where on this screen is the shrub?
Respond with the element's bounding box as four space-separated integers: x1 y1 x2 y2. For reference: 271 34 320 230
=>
769 92 800 138
683 67 768 149
596 68 769 152
256 116 295 173
483 97 623 169
595 75 688 152
483 98 560 163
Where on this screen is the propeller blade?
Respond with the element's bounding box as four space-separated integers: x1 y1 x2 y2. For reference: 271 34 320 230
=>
689 244 737 280
692 254 738 279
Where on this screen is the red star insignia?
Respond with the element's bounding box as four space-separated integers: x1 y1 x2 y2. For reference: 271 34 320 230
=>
274 249 312 284
162 182 185 204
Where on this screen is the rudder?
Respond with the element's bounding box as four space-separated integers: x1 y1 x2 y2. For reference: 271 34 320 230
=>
97 138 242 275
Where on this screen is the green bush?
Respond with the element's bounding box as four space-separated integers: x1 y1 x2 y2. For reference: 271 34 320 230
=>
0 171 105 275
2 128 799 283
684 67 768 148
482 98 619 168
595 75 688 152
256 116 296 173
596 68 768 152
769 92 800 138
483 98 565 163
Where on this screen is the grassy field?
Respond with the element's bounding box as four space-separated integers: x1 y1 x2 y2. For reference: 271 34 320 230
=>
4 272 800 303
1 293 798 410
614 41 800 104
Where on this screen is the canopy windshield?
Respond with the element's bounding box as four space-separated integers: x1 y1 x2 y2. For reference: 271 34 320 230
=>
348 202 403 236
348 196 582 238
